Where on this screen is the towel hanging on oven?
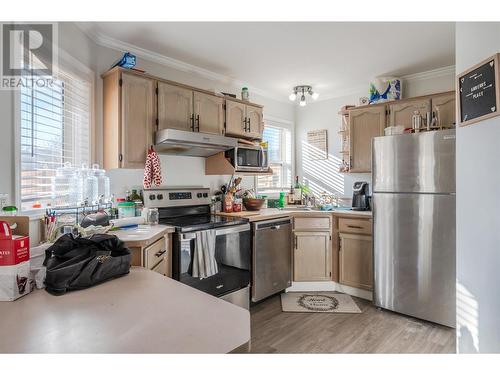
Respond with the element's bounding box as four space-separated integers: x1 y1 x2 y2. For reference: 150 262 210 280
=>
143 146 162 189
192 229 218 279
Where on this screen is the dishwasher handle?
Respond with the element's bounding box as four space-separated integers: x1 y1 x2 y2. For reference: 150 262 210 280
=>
254 218 292 230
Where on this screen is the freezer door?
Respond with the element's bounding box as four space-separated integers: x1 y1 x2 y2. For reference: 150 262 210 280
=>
372 129 455 193
373 192 456 327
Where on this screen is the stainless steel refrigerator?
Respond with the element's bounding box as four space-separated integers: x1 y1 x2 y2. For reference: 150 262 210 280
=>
372 129 456 328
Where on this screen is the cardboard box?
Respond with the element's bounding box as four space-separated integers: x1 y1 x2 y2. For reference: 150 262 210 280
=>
0 217 31 301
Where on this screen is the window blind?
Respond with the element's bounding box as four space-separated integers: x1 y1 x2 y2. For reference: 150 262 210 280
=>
257 124 292 192
20 69 91 210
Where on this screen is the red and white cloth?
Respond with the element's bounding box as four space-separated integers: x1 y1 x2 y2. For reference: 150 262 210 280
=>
143 147 163 189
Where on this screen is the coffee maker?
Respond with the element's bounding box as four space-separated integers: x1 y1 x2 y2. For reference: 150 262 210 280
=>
352 181 370 211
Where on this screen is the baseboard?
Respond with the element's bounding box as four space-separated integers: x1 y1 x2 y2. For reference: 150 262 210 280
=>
286 281 373 301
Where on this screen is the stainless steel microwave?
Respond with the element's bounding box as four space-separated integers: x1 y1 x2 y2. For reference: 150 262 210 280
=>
225 145 269 172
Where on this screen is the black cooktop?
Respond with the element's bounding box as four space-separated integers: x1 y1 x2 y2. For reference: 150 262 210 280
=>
160 214 248 232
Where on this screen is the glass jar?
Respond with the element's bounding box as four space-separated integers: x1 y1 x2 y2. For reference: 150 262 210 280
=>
2 206 17 216
80 164 98 205
241 87 249 101
92 164 110 203
147 208 159 225
117 201 136 219
233 198 242 213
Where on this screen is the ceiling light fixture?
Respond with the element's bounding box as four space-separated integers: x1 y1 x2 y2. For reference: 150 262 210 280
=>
289 85 319 106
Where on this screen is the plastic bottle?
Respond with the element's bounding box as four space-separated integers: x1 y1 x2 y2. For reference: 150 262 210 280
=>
279 192 286 208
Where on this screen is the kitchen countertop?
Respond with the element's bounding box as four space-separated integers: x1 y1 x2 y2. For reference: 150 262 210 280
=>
0 268 250 353
217 208 372 222
111 224 175 247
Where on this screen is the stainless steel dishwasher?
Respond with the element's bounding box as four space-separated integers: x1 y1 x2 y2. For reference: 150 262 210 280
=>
252 217 292 302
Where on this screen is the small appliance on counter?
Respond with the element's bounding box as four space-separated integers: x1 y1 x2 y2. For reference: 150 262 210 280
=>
351 181 370 211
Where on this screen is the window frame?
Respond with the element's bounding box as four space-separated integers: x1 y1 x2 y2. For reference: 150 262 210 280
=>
14 47 95 214
255 116 295 195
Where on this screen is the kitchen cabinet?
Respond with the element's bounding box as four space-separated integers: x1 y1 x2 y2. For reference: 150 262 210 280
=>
431 93 456 128
339 233 372 290
225 99 264 139
245 105 264 139
157 83 224 135
294 231 332 281
348 106 386 173
103 70 155 169
157 82 194 132
388 98 431 128
293 216 332 282
194 91 224 134
127 235 171 278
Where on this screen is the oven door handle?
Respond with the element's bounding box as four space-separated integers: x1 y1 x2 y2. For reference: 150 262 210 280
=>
179 223 250 240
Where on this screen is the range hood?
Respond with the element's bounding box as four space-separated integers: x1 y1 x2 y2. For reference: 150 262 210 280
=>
155 129 238 157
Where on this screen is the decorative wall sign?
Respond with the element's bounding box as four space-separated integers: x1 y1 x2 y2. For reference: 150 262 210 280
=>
307 129 328 160
458 53 500 126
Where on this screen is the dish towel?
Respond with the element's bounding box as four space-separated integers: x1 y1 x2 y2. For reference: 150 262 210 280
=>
143 146 162 189
192 229 218 279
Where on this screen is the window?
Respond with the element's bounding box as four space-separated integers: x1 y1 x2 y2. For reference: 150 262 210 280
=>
19 68 92 211
257 123 293 193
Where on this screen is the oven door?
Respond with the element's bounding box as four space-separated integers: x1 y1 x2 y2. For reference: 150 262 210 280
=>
172 224 251 298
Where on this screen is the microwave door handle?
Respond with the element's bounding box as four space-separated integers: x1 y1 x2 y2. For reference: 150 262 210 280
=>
260 146 265 170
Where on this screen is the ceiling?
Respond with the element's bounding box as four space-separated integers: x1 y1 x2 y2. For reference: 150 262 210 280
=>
78 22 455 102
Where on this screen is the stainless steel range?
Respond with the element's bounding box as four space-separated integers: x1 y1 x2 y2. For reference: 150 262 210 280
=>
144 187 251 309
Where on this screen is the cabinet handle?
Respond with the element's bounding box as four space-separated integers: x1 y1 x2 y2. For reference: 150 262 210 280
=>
155 250 166 258
347 225 363 229
243 117 248 132
247 117 251 132
294 235 298 249
190 114 195 131
196 114 200 132
119 154 123 162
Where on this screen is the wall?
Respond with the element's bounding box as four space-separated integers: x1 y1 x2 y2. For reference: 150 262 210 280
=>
456 22 500 353
294 71 455 199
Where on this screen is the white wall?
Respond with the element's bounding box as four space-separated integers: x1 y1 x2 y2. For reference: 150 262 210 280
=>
294 71 455 199
456 22 500 353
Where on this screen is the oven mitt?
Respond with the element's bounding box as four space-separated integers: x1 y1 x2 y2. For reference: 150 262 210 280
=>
143 147 163 189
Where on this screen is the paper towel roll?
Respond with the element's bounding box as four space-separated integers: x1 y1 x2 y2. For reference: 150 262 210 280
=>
110 216 145 228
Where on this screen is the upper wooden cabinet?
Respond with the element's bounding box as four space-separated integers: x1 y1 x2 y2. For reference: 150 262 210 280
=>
388 98 431 128
157 82 194 132
225 99 264 139
431 93 456 128
348 106 386 173
194 91 224 135
103 70 155 169
246 105 264 139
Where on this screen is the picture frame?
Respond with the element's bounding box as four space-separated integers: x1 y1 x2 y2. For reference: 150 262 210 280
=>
457 53 500 127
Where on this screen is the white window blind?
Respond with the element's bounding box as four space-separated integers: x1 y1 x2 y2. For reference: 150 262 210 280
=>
257 124 292 192
20 69 91 211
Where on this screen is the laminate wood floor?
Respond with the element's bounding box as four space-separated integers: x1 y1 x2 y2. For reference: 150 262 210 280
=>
249 294 456 353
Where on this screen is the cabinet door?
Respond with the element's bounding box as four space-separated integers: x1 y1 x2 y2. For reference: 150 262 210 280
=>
157 82 194 132
193 91 224 135
120 73 155 168
349 106 386 173
432 93 456 128
339 233 372 290
246 105 264 139
294 232 331 281
225 100 247 137
389 99 431 128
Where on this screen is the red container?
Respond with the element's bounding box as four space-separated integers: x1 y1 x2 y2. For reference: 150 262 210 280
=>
0 221 30 266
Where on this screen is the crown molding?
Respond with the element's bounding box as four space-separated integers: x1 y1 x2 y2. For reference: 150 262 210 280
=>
76 23 290 104
400 65 455 81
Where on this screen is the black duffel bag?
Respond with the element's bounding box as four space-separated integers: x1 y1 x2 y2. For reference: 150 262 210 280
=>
43 233 131 295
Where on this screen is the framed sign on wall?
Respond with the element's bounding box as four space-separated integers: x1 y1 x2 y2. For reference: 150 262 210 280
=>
457 53 500 126
307 129 328 160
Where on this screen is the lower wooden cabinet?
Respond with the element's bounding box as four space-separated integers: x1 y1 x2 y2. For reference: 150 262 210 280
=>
127 235 171 278
293 231 332 281
339 233 372 290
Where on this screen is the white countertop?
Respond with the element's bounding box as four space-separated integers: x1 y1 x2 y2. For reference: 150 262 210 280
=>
112 224 175 246
0 268 250 353
217 208 372 221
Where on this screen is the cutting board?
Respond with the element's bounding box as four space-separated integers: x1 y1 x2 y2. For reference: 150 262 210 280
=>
216 211 262 218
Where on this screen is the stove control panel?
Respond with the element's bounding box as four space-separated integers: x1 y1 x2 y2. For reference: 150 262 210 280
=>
143 188 211 208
